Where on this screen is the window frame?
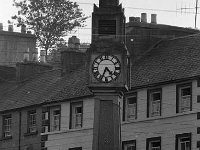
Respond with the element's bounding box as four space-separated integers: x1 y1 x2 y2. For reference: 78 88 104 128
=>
50 106 61 132
147 88 162 118
122 140 136 150
27 110 37 133
2 114 12 138
146 136 161 150
176 83 192 113
70 101 83 129
175 133 191 150
124 93 137 121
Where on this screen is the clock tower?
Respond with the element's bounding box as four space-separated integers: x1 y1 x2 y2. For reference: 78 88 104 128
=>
88 0 130 150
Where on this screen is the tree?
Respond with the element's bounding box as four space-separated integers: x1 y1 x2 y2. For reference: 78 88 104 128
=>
11 0 88 55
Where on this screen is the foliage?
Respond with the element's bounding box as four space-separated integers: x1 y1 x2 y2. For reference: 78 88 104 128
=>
12 0 88 55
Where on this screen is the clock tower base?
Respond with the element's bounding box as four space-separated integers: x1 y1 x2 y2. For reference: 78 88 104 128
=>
92 92 122 150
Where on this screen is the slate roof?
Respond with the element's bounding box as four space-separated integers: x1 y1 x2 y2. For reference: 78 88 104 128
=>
1 33 200 111
0 66 92 112
131 33 200 89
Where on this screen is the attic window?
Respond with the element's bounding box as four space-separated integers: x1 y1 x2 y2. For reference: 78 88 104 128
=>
98 20 116 35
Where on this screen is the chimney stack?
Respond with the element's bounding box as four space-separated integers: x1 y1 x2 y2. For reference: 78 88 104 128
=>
0 23 3 31
61 50 86 75
16 62 52 81
129 17 140 22
141 13 147 23
21 25 26 33
8 25 13 32
151 14 157 24
68 36 80 50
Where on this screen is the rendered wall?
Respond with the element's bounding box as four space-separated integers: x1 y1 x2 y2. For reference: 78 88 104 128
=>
0 31 36 67
45 98 95 150
121 80 200 150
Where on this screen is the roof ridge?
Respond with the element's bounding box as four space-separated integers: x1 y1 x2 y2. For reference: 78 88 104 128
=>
167 32 200 41
132 39 164 64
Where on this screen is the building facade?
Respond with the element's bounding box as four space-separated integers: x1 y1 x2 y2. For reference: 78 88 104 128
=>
0 0 200 150
0 25 36 67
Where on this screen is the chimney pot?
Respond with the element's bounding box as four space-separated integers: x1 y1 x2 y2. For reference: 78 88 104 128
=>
8 25 13 32
21 25 26 33
151 14 157 24
141 13 147 23
0 23 3 31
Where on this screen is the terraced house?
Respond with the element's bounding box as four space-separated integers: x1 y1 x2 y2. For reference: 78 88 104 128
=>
0 0 200 150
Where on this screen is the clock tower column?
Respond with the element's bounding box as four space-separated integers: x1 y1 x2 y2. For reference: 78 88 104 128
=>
88 0 130 150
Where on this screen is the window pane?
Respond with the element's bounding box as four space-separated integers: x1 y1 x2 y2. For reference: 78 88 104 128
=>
152 92 161 101
181 87 191 96
128 97 136 104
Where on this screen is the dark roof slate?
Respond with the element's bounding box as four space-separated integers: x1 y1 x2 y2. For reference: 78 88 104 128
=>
0 66 92 112
1 33 200 111
131 33 200 88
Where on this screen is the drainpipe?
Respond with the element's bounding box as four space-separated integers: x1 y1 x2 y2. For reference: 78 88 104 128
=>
19 111 22 150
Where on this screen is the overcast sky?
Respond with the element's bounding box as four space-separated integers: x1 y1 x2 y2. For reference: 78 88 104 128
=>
0 0 199 43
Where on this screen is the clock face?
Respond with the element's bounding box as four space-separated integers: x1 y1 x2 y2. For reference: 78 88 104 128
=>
92 55 121 83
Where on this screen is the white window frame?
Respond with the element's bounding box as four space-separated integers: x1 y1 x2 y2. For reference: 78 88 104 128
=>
122 140 136 150
178 86 191 113
149 140 161 150
176 133 191 150
149 90 161 117
126 96 137 121
147 137 161 150
28 110 37 133
71 102 83 129
50 106 60 132
3 115 12 138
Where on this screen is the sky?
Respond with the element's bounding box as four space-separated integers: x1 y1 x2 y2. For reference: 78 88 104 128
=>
0 0 199 43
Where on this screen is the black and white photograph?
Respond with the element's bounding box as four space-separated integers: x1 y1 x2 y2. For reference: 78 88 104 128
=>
0 0 200 150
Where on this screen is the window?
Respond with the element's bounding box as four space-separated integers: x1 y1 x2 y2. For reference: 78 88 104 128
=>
176 133 191 150
125 95 137 121
70 102 83 129
147 137 161 150
122 140 136 150
147 89 162 117
177 84 192 113
50 106 60 131
27 110 37 133
2 114 12 138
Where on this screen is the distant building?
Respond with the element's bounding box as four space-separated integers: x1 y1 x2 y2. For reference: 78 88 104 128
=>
0 0 200 150
0 24 36 66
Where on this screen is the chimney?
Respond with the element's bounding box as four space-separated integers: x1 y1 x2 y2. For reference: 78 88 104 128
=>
129 17 141 22
40 50 46 63
141 13 147 23
61 50 86 75
68 36 80 50
23 48 30 62
151 14 157 24
8 25 13 32
0 23 3 31
16 62 53 81
21 25 26 33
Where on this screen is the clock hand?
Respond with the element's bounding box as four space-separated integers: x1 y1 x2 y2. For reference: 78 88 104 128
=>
104 67 113 76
